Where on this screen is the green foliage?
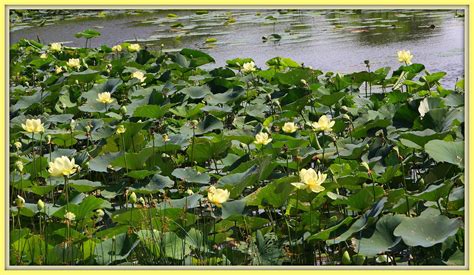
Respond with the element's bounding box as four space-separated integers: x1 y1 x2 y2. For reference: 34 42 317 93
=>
8 38 464 266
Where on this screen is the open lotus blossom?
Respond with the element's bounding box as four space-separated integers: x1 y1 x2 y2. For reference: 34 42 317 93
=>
22 118 44 133
242 61 256 73
397 50 413 65
116 125 126 134
131 71 146 82
48 156 79 177
15 161 23 172
311 115 335 132
128 43 141 52
96 92 114 104
64 211 76 221
15 195 25 208
207 186 230 207
112 45 122 52
282 122 298 133
49 42 62 52
55 66 63 74
254 132 272 145
291 168 327 193
67 58 81 69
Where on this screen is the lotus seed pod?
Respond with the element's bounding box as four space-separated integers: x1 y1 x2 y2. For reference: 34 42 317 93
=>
85 125 91 133
342 251 352 265
129 192 137 204
37 199 45 211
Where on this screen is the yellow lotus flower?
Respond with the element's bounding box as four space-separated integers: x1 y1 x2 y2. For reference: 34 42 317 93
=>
48 156 78 177
15 195 25 208
22 118 44 133
50 42 62 52
15 161 24 172
64 211 76 221
112 45 122 52
311 115 335 132
116 125 126 134
55 66 63 74
254 132 272 145
397 50 413 65
282 122 298 133
131 71 146 82
128 43 141 52
96 92 114 104
14 141 22 150
291 168 327 193
242 61 256 73
67 58 81 69
207 186 230 207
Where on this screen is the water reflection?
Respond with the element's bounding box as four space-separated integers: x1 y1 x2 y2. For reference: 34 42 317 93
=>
10 9 464 86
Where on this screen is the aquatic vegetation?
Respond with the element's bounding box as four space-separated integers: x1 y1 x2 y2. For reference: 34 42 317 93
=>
9 39 464 266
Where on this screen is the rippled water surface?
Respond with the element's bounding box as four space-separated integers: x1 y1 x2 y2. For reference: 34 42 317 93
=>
10 9 465 86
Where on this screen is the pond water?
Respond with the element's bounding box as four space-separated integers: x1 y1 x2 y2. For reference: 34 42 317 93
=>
10 9 465 87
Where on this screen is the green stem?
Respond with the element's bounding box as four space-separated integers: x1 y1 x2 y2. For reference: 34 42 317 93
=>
400 160 411 216
191 128 196 166
32 133 36 180
121 134 128 174
64 177 69 212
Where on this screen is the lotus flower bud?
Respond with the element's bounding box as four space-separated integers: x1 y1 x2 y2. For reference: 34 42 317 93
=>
361 162 370 172
129 192 137 204
37 199 45 211
120 106 127 115
95 209 105 218
342 251 352 265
